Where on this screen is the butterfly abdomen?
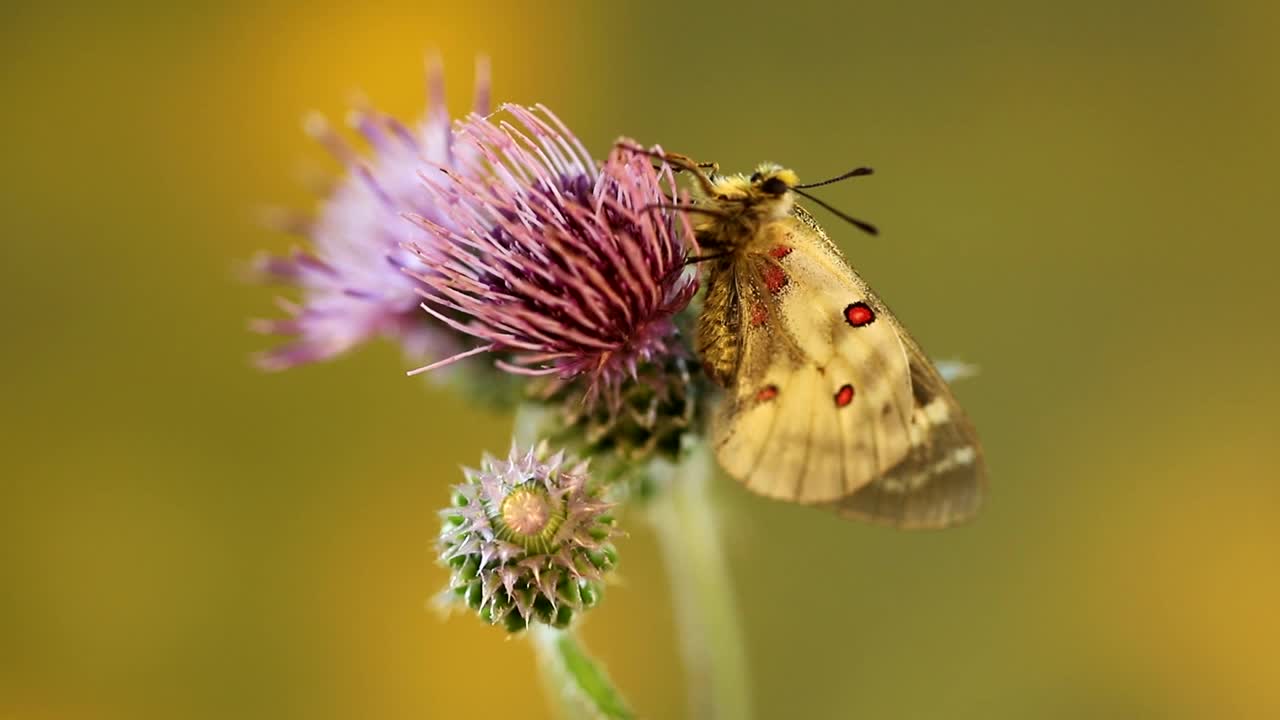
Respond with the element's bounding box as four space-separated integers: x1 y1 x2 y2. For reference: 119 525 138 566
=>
695 260 741 386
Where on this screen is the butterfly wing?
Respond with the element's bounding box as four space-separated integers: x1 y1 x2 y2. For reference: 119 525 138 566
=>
831 323 987 528
710 209 916 504
709 206 986 526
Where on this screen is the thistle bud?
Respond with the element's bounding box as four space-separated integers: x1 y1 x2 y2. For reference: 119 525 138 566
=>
530 354 699 478
438 443 619 632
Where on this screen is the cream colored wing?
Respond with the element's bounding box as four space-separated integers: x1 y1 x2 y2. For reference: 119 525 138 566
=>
710 211 916 504
831 323 988 528
711 206 986 526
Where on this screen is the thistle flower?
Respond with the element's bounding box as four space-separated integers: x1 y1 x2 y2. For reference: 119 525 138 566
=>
439 443 619 632
248 58 491 371
404 105 698 404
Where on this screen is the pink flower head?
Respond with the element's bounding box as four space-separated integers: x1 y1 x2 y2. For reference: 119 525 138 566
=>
249 58 491 370
405 105 698 403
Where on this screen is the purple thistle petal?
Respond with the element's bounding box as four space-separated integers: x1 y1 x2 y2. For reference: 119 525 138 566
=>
247 59 492 371
407 105 698 404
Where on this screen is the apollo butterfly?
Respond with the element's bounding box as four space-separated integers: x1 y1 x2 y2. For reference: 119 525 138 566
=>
627 146 987 529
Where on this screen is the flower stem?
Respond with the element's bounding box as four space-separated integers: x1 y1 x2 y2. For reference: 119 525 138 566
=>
646 440 752 720
530 624 636 720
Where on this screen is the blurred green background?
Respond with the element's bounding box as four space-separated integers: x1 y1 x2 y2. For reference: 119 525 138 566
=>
4 1 1278 718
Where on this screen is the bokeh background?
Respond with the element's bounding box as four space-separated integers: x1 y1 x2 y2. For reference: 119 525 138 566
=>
4 1 1279 718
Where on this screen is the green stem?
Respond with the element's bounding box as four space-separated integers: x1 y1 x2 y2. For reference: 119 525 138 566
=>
646 440 752 720
515 404 635 720
531 624 636 720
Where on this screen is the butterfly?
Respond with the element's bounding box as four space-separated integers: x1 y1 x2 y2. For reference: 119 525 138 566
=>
633 147 987 528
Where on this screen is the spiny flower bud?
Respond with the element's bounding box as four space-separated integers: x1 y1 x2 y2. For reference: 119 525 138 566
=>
438 443 619 632
530 353 699 478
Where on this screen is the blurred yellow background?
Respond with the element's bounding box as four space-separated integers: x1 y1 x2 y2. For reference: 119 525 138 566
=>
4 1 1279 718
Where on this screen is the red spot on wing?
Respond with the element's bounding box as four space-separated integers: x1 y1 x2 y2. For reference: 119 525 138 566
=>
843 301 875 327
763 265 788 294
755 384 779 402
750 302 769 327
834 383 855 407
768 245 792 259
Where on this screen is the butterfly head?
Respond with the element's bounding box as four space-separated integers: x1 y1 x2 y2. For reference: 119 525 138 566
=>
704 163 800 222
708 162 880 238
674 151 878 251
748 163 801 197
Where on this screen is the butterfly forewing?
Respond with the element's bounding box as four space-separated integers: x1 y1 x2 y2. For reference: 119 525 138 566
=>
833 323 987 528
710 209 919 504
706 204 986 526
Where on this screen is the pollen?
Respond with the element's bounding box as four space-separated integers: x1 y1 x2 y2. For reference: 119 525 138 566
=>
755 384 780 402
750 302 769 327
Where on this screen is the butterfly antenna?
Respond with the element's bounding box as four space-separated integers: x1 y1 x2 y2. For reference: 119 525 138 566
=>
794 167 873 190
791 187 879 236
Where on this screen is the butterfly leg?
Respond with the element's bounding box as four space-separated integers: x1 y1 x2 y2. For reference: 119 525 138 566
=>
685 251 734 265
614 142 720 196
640 202 729 218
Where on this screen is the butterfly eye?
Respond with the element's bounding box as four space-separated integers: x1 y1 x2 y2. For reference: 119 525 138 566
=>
760 176 789 195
